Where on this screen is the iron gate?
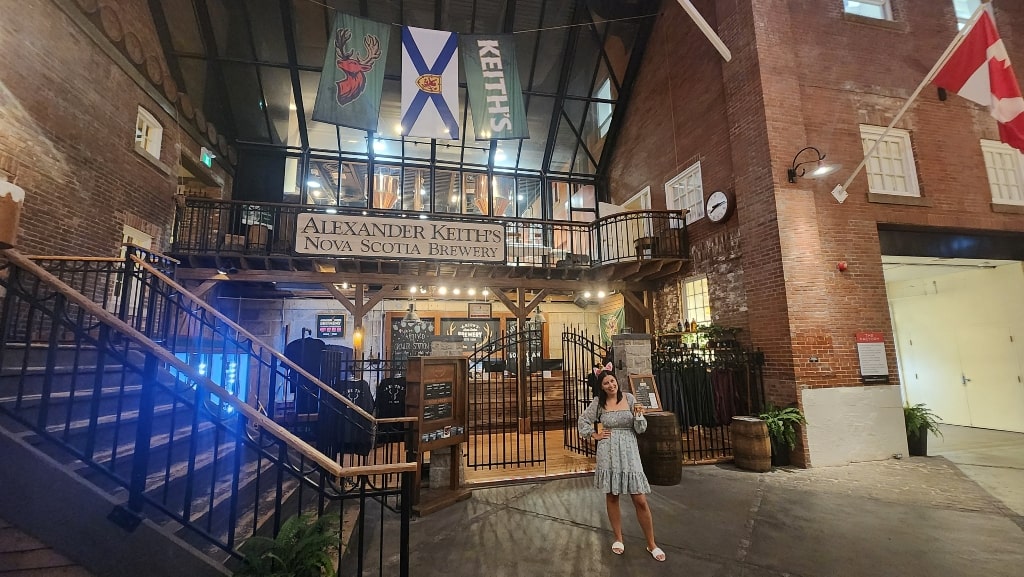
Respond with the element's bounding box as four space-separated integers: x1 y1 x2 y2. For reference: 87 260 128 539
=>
466 328 546 469
560 327 609 457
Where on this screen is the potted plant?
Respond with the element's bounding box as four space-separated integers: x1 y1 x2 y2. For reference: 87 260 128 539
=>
904 403 942 456
235 514 340 577
700 324 742 349
758 404 806 466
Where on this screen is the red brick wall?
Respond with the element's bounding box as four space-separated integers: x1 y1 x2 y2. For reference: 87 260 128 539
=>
0 0 231 256
609 0 1024 440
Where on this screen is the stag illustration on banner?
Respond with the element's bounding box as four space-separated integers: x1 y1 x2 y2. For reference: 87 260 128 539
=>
312 13 391 131
401 26 461 140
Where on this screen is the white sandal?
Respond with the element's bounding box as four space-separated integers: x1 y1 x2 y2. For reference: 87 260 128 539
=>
611 541 624 555
647 546 666 561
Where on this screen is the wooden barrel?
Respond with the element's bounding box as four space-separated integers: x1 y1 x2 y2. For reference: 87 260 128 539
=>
730 416 771 472
637 411 682 486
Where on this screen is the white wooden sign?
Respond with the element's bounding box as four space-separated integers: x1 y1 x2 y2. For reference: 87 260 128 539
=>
295 213 506 262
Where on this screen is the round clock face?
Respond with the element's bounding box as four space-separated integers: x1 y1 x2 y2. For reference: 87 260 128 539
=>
706 190 732 223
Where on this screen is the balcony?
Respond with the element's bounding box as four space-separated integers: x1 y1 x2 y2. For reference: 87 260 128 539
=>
170 197 688 286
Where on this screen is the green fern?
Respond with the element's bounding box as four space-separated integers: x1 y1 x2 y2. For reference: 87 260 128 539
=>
904 403 943 439
235 514 340 577
758 404 807 450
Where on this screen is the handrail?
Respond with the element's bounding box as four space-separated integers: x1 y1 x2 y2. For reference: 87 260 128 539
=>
122 242 181 265
1 248 416 478
129 254 418 427
591 208 686 227
24 256 124 262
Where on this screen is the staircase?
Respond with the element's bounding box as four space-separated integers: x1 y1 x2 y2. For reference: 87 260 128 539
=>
0 248 415 577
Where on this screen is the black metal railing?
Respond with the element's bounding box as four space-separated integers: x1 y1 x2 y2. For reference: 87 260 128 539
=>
0 248 414 574
652 345 766 463
591 210 687 264
171 197 686 267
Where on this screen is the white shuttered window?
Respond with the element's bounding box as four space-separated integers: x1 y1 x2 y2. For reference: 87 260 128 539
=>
981 140 1024 206
860 125 920 197
665 162 704 225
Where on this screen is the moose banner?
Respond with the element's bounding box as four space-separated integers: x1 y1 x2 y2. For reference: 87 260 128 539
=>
461 34 529 140
312 13 391 131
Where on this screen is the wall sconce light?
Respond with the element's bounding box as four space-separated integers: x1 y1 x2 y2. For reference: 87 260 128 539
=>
352 326 364 349
787 146 840 183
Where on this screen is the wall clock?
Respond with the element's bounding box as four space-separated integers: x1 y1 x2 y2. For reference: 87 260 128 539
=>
706 190 734 223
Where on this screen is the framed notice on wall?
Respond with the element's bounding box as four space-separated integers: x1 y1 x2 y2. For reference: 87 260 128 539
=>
626 374 662 411
856 332 889 384
316 313 345 338
468 302 491 319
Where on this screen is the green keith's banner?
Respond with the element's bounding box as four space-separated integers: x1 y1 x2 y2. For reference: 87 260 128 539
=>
461 34 529 140
312 14 391 131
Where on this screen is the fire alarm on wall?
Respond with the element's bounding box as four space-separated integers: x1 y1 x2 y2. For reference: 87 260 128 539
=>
837 261 848 272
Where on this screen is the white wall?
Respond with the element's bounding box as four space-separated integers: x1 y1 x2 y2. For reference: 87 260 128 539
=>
802 385 909 466
887 263 1024 432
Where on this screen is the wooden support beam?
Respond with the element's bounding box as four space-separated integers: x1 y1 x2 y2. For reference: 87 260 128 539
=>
323 283 357 316
621 290 652 329
190 280 219 298
489 287 520 317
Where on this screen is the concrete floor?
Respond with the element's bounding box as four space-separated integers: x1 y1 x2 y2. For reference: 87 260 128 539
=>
399 426 1024 577
931 424 1024 517
4 427 1022 576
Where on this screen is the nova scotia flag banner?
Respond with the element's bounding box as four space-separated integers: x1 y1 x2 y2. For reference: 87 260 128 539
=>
401 26 460 140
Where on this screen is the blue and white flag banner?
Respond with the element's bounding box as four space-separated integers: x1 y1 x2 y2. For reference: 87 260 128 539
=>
401 26 460 140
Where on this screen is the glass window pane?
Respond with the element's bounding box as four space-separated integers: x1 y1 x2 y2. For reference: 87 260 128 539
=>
222 63 269 142
434 170 462 214
465 173 487 215
401 167 432 212
261 66 298 146
492 176 516 217
516 177 543 219
373 166 401 210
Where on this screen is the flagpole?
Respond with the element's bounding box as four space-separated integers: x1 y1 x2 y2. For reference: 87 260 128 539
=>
836 4 989 196
675 0 732 62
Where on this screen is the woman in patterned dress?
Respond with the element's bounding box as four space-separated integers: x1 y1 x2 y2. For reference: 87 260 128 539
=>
578 370 666 562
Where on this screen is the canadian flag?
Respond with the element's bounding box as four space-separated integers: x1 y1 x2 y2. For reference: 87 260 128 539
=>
933 10 1024 153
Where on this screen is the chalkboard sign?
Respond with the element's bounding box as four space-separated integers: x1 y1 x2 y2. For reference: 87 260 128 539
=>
390 318 436 363
441 318 500 352
627 374 662 411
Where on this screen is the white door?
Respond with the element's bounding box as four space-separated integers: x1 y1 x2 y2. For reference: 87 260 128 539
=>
109 225 154 317
956 327 1024 433
899 328 972 426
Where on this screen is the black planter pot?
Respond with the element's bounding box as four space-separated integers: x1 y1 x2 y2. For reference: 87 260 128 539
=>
770 438 791 466
907 430 928 456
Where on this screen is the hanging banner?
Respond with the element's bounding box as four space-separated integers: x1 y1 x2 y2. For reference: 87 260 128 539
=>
461 34 529 140
312 13 391 131
401 26 460 139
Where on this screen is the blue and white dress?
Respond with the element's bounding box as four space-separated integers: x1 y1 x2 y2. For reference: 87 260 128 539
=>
578 392 650 495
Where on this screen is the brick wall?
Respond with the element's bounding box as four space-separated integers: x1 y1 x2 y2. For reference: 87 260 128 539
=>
0 0 231 256
609 0 1024 465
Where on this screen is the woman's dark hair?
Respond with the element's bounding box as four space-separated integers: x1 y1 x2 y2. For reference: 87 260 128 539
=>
596 370 623 409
